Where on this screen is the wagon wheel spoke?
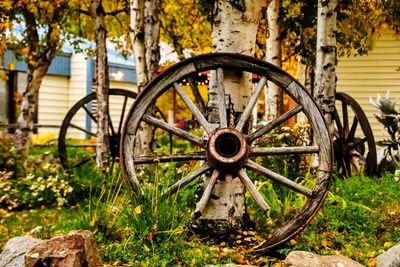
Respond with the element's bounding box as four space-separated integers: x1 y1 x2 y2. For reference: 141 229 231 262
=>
347 116 359 142
333 109 343 138
134 152 206 164
82 105 97 123
236 77 267 132
350 137 367 149
174 82 213 135
65 144 97 147
162 163 211 198
108 111 116 136
70 123 97 137
342 102 349 138
117 96 128 135
245 160 312 197
237 169 270 211
142 114 205 147
247 105 303 143
216 68 228 128
249 145 319 156
194 169 220 217
72 153 96 168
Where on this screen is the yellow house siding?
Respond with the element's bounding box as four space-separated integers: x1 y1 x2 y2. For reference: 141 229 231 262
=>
337 30 400 143
38 75 69 134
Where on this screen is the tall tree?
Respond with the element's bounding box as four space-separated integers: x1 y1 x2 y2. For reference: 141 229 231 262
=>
73 0 129 170
130 0 160 157
265 0 283 121
314 0 337 134
197 0 269 235
89 0 111 169
0 0 69 149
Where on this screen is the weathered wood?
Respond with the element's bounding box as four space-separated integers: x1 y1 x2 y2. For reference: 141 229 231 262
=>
70 123 97 137
82 105 97 123
134 152 205 164
118 96 128 134
236 76 267 132
250 145 319 156
66 144 97 148
120 54 334 250
72 154 96 168
238 169 270 211
173 82 213 135
216 68 228 128
247 105 303 143
162 163 211 197
194 169 220 217
142 114 205 147
246 160 312 197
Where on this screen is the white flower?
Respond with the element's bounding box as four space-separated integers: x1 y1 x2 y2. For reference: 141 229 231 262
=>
395 169 400 182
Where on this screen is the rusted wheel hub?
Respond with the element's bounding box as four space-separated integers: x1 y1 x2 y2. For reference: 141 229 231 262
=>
206 128 248 173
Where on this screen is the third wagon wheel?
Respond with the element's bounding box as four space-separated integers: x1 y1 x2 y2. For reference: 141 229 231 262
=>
333 92 378 177
120 53 333 250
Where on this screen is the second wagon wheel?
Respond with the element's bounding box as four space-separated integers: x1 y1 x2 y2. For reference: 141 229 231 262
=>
58 89 137 172
333 92 378 177
120 53 333 250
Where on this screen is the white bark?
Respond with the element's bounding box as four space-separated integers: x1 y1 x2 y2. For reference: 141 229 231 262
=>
130 0 160 157
265 0 283 121
200 0 268 234
130 0 148 92
144 0 160 80
314 0 337 134
90 0 111 170
296 57 313 123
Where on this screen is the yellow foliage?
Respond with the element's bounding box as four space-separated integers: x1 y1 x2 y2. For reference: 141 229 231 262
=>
31 133 58 146
7 61 15 71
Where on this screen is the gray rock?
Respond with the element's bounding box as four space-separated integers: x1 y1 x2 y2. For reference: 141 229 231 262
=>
0 236 42 267
283 251 364 267
376 243 400 267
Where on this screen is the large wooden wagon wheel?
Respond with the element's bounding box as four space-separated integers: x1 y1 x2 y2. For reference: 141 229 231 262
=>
58 89 137 171
333 92 378 177
120 53 333 250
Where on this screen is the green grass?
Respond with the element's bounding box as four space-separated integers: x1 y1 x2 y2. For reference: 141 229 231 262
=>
1 143 400 266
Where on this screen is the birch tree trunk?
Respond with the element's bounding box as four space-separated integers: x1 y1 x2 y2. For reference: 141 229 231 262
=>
129 0 160 157
265 0 283 121
314 0 337 134
197 0 268 235
90 0 111 170
16 14 61 152
130 0 148 92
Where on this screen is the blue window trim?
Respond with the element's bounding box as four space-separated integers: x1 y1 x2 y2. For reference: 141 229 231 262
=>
85 56 94 139
2 50 72 77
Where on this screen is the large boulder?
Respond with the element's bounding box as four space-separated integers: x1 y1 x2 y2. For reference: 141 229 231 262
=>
283 251 364 267
0 236 42 267
25 230 102 267
375 243 400 267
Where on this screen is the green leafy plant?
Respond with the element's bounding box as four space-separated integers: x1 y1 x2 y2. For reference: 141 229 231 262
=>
370 91 400 169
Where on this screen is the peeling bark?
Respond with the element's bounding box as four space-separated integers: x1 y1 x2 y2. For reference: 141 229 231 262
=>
265 0 283 121
130 0 148 92
130 0 160 157
198 0 269 235
90 0 111 170
314 0 337 135
16 8 63 152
